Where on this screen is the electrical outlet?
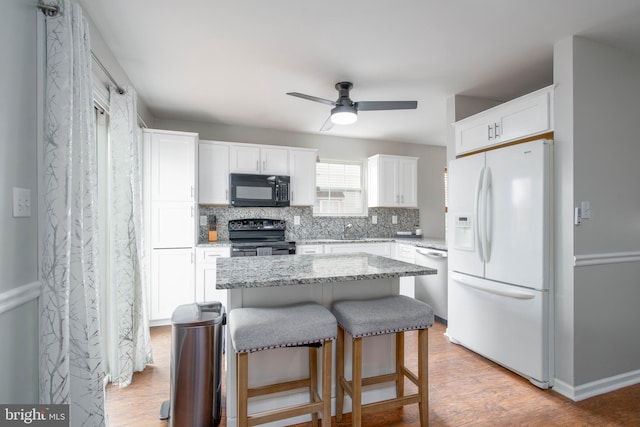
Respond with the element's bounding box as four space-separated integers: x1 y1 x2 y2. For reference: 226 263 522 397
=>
294 215 301 225
392 215 398 224
200 215 208 226
13 187 31 218
371 215 377 225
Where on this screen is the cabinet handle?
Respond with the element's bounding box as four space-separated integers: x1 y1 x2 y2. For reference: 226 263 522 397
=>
494 123 500 137
191 206 194 217
256 160 259 171
191 185 195 199
263 160 266 171
401 195 404 204
225 189 228 201
487 124 493 140
291 190 294 202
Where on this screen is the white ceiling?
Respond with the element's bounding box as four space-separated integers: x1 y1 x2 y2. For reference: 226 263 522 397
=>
78 0 640 146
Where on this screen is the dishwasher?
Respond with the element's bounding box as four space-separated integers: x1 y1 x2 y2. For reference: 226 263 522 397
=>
414 246 448 323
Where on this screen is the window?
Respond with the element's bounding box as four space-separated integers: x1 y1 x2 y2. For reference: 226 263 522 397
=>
314 160 365 216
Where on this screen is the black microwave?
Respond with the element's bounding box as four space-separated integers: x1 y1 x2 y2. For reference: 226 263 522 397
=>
230 173 290 207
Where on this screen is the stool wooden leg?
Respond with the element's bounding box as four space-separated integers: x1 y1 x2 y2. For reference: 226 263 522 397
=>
322 340 332 426
396 331 405 398
352 337 363 427
237 352 249 427
336 327 345 422
418 329 429 426
310 346 319 427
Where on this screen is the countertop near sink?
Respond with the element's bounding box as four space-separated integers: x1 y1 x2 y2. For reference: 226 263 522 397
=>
197 237 446 250
298 236 447 250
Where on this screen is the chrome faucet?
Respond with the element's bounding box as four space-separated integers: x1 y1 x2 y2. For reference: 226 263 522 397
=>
341 223 353 240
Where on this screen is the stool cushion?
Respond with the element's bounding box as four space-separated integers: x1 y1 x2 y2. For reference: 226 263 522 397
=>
332 295 434 338
229 303 337 353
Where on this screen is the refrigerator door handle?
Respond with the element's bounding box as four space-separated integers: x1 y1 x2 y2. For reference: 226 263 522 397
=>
451 272 535 300
482 167 492 262
475 167 485 263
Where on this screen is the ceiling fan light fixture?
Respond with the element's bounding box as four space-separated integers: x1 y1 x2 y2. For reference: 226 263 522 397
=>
330 105 358 125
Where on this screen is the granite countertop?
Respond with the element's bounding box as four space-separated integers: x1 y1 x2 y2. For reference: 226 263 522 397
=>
298 237 447 251
197 237 447 251
216 252 436 289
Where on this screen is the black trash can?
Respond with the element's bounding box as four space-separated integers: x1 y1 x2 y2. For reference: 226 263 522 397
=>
160 301 226 427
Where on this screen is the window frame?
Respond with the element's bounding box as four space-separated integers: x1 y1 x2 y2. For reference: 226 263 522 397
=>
313 158 367 217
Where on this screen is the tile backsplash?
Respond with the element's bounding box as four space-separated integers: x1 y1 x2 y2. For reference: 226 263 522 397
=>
198 206 419 243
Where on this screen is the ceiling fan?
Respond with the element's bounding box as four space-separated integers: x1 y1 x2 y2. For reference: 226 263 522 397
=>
286 82 418 131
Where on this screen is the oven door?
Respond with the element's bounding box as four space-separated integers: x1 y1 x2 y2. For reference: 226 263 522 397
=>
230 174 284 207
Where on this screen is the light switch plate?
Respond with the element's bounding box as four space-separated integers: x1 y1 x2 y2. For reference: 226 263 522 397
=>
294 215 301 225
371 215 378 225
581 201 591 219
199 215 208 226
392 215 398 224
13 187 31 217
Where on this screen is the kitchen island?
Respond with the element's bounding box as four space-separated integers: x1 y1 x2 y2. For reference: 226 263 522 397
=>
217 252 435 427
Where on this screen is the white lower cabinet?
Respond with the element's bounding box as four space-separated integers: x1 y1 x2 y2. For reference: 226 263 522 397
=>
150 248 195 321
195 246 231 308
394 243 416 298
324 242 391 258
296 244 324 254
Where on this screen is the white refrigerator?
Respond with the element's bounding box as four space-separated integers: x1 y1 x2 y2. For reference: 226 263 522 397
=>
447 139 553 388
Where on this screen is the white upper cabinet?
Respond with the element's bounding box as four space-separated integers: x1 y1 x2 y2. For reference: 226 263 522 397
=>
288 148 317 206
199 140 230 205
455 85 554 155
229 144 289 175
147 130 197 201
368 154 418 208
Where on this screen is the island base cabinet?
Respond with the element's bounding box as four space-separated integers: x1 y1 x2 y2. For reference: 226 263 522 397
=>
224 278 400 427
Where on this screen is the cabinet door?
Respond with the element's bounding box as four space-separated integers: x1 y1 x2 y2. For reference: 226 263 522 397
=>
455 115 493 155
497 91 551 143
199 141 229 204
261 147 289 175
378 156 400 206
397 158 418 207
151 201 195 248
325 242 391 258
195 247 230 303
150 248 195 320
149 131 196 201
229 145 261 173
289 149 317 206
297 244 324 254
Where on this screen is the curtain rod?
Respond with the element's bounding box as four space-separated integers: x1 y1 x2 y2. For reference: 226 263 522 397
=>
37 2 58 17
38 2 148 127
37 3 125 95
91 52 126 95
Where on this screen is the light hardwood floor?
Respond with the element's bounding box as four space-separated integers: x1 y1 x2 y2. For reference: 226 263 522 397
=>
106 322 640 426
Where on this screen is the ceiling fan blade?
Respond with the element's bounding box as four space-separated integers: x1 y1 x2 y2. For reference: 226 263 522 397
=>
287 92 336 106
319 115 334 132
356 100 418 111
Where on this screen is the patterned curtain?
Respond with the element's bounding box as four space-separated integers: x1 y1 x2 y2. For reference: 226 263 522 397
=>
39 0 105 425
106 85 153 387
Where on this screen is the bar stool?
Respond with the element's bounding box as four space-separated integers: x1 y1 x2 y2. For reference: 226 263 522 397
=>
332 295 434 427
229 302 336 427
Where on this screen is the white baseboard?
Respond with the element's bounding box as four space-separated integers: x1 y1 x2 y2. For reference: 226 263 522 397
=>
553 369 640 401
0 281 40 315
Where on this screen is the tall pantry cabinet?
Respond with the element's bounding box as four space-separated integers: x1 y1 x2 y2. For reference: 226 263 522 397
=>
143 129 198 323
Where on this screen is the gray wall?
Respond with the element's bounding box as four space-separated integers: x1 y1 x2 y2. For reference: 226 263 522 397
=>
555 36 640 387
155 119 447 239
0 0 40 403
